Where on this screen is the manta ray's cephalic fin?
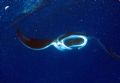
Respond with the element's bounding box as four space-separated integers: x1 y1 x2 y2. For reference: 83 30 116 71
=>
16 27 53 50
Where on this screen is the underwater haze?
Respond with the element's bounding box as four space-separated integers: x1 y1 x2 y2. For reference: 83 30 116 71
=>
0 0 120 83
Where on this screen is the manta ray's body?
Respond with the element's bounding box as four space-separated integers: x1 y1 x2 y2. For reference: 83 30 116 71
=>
11 0 120 60
16 29 87 51
15 28 120 60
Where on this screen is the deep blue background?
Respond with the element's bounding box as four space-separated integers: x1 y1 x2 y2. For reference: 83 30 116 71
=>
0 0 120 83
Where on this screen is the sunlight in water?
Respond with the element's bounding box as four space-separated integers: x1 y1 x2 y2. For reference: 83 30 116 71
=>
22 0 44 14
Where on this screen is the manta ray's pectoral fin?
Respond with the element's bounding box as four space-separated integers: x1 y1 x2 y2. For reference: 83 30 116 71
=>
107 48 120 60
16 28 53 50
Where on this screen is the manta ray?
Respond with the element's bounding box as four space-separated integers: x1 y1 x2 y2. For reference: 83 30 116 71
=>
16 27 87 51
13 26 120 60
11 0 120 60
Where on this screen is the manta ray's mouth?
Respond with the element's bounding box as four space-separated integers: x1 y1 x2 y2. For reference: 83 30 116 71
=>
64 38 84 46
52 34 88 51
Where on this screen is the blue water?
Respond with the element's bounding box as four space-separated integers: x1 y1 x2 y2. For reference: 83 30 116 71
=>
0 0 120 83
